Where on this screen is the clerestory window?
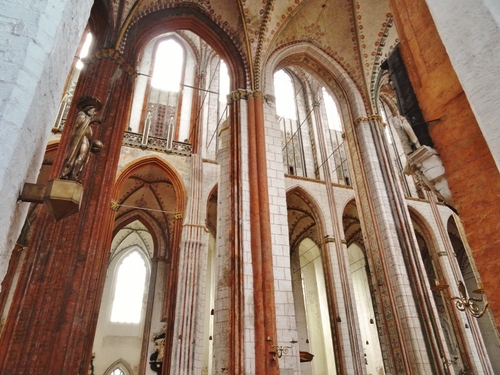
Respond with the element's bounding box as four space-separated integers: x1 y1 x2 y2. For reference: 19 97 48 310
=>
274 69 297 120
322 87 342 131
151 39 184 92
75 32 93 70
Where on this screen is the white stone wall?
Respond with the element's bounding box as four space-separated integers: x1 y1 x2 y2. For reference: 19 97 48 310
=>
0 0 93 286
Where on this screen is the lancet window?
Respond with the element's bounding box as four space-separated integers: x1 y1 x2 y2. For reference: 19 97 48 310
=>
274 70 351 185
110 250 148 324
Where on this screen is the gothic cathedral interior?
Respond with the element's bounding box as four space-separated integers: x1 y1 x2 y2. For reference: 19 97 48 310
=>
1 1 500 374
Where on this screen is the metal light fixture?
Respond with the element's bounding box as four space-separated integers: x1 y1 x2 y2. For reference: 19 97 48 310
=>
432 279 488 318
267 337 297 360
451 281 488 318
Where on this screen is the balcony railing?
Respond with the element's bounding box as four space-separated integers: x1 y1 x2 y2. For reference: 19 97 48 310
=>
123 131 192 156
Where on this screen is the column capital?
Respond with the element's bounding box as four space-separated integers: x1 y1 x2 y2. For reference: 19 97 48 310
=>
226 89 249 104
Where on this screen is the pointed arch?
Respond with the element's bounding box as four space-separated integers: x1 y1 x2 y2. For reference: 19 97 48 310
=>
118 4 248 90
265 42 367 119
113 210 167 260
114 155 187 213
342 198 364 249
103 359 134 375
286 185 327 250
406 206 440 254
286 184 340 373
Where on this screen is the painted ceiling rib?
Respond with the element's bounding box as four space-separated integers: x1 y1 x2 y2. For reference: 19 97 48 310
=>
237 0 255 90
114 0 143 50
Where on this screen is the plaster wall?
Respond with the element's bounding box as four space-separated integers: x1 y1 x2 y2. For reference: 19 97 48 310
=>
0 0 93 288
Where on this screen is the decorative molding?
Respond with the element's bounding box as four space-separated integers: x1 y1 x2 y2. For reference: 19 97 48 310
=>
226 89 249 104
85 49 137 78
182 223 210 233
218 125 230 136
354 115 382 126
354 116 369 126
324 235 335 243
285 174 326 184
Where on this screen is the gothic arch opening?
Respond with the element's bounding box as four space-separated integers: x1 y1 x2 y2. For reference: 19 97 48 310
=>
286 187 336 374
409 208 466 373
342 199 385 375
447 216 500 374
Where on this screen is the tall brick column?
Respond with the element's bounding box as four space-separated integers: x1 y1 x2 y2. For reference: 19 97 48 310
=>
247 92 279 375
0 49 136 375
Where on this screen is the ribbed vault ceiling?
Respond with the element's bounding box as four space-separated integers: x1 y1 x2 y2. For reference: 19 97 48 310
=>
108 0 399 97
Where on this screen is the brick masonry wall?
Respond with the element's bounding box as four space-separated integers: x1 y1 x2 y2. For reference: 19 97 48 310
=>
425 0 500 170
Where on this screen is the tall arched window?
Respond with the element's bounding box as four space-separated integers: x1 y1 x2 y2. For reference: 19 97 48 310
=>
75 32 93 70
110 250 147 324
322 87 350 185
219 60 230 107
274 69 297 120
151 39 184 92
275 69 307 176
322 87 342 132
52 31 94 131
146 39 185 143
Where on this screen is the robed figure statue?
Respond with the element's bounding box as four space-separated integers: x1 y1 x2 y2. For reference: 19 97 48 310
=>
60 96 104 182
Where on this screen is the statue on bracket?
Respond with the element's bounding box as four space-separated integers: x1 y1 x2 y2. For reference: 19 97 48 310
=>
60 96 104 182
149 328 165 374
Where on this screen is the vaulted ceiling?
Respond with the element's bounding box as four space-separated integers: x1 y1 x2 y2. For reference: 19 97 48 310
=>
107 0 399 100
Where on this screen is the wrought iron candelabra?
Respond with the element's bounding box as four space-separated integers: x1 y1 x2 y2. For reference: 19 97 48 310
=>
433 279 488 318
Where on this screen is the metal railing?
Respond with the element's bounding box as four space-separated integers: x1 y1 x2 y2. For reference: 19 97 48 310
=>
123 131 192 156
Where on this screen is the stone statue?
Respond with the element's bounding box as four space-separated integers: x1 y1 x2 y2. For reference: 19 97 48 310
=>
149 329 165 374
60 96 103 182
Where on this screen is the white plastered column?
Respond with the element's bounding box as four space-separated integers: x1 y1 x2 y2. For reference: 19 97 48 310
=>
353 116 434 374
0 0 93 285
212 94 259 374
170 154 211 374
262 89 302 375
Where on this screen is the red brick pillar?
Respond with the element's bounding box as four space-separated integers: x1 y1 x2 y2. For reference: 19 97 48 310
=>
247 92 279 375
0 49 136 375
